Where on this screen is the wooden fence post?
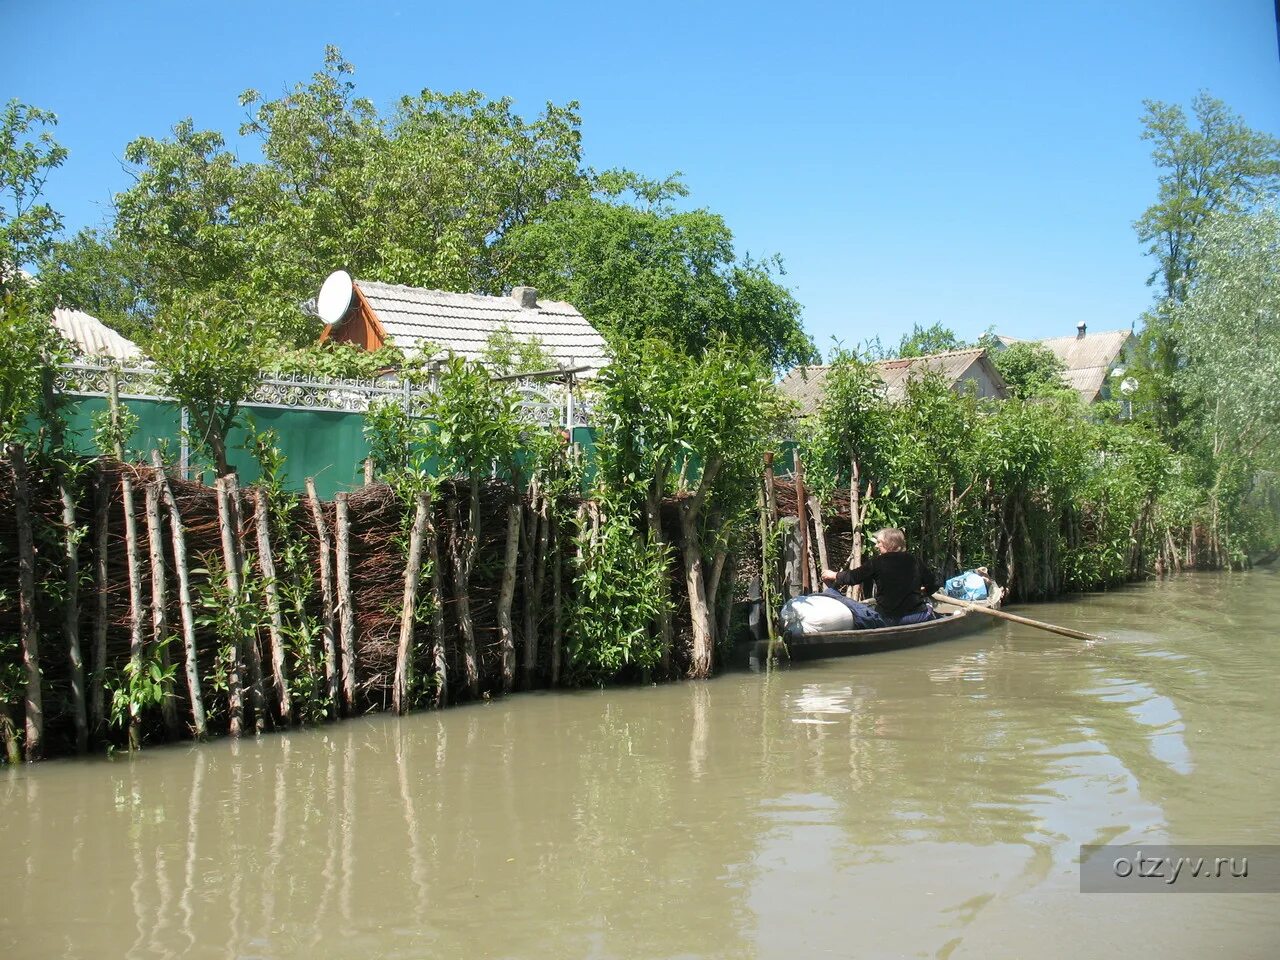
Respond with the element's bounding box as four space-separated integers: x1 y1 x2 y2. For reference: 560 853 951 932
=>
153 452 205 739
423 489 446 709
306 478 340 716
334 492 356 714
253 487 292 722
215 475 245 738
497 500 521 693
8 445 44 761
394 493 430 714
91 466 110 737
144 478 182 739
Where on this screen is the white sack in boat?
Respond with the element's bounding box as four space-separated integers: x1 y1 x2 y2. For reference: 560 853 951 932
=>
780 594 856 636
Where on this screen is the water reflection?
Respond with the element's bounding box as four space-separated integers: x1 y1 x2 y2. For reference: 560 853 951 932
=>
0 574 1277 958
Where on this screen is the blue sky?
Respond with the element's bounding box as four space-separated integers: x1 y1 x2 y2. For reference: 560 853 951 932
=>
5 0 1278 355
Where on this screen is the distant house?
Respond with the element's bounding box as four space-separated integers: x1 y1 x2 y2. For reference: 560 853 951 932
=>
316 272 610 375
778 348 1009 417
50 307 143 362
995 323 1134 404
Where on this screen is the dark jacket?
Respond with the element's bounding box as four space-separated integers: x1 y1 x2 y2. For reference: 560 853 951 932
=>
832 552 940 620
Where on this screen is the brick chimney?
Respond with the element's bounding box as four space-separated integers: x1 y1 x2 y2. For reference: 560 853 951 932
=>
511 286 539 309
1076 321 1087 339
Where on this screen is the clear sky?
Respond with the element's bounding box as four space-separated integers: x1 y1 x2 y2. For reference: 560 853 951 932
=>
5 0 1279 355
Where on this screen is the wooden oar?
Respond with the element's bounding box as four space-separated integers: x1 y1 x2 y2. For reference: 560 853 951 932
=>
932 593 1105 643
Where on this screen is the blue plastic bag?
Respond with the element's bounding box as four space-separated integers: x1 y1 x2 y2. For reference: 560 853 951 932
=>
945 570 988 601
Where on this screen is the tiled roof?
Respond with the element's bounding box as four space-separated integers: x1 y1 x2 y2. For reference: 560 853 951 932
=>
778 349 1008 416
355 280 610 373
50 308 142 361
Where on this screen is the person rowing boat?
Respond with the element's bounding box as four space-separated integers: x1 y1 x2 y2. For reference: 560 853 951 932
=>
820 527 940 628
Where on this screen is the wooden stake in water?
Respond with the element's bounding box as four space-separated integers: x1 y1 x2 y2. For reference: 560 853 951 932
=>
144 478 181 739
422 489 447 709
394 492 430 715
8 444 44 761
253 487 291 722
334 492 357 714
91 467 110 736
497 500 521 694
153 452 205 739
216 475 245 738
306 478 340 716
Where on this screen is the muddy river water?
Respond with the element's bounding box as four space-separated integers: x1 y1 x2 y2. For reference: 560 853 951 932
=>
3 571 1278 958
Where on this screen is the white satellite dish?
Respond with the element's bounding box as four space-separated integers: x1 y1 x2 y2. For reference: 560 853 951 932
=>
1120 377 1139 396
317 270 355 324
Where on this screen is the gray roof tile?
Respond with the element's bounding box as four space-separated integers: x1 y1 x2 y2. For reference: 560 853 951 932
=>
354 279 610 372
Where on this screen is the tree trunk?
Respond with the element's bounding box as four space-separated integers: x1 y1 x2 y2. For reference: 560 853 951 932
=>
497 500 521 693
334 492 356 714
394 493 430 715
254 488 292 722
306 478 340 716
9 445 43 761
215 475 245 738
144 479 182 739
153 453 205 739
680 501 716 679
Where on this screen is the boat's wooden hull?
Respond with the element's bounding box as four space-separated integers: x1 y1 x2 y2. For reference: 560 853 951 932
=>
747 585 1005 665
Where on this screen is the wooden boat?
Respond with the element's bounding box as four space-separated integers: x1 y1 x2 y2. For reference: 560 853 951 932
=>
746 582 1006 665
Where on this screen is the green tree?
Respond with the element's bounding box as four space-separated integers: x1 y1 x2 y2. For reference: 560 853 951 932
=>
112 47 586 344
1167 207 1280 560
0 100 67 301
501 171 816 371
990 341 1068 398
1134 93 1280 440
895 321 963 358
146 296 267 476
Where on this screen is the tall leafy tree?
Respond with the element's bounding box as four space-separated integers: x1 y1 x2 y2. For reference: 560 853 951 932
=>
501 171 816 372
0 100 67 301
1168 207 1280 542
1134 93 1280 440
111 47 586 344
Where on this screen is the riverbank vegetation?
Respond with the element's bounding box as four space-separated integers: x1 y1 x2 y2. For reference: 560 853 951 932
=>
2 61 1278 761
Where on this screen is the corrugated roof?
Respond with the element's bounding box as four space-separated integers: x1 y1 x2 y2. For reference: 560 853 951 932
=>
992 329 1133 402
1035 329 1133 371
778 349 1008 416
353 280 610 373
50 308 142 361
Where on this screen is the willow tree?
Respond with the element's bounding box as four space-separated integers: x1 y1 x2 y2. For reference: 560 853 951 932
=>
423 357 524 695
1167 207 1280 561
595 338 785 678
